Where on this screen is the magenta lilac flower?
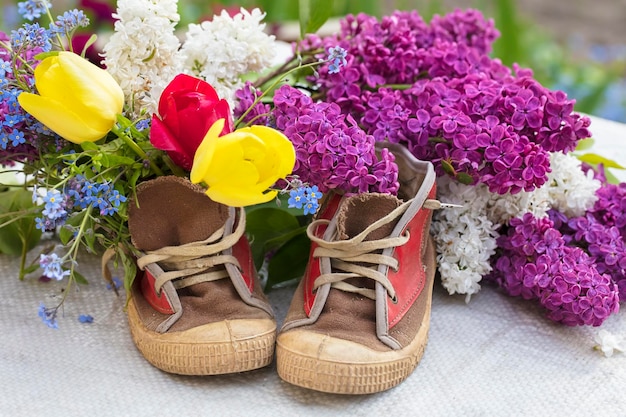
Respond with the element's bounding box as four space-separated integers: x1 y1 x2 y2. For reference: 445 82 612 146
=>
272 85 399 195
298 10 590 195
233 81 271 126
547 181 626 300
489 212 620 326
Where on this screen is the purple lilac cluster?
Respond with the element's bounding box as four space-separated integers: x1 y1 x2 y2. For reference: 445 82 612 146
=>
302 9 591 194
490 213 620 326
233 81 271 126
270 85 399 195
548 181 626 299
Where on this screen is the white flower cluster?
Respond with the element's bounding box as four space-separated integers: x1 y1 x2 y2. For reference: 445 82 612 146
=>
102 0 182 117
543 152 601 217
432 152 601 299
179 8 277 107
431 178 499 301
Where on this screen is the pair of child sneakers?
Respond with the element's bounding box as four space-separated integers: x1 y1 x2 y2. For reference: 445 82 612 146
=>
126 143 438 395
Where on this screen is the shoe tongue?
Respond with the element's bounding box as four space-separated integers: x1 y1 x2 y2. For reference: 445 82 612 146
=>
128 176 230 251
335 193 403 241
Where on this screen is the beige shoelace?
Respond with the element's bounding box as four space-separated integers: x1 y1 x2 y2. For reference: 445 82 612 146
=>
308 201 413 302
136 208 245 294
309 198 456 301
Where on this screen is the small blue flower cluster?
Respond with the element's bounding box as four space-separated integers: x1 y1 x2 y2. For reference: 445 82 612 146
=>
49 10 90 35
327 46 347 74
10 22 51 52
67 176 127 216
7 1 89 54
34 188 68 231
34 177 128 232
17 0 50 21
37 302 58 329
288 185 323 215
39 252 70 281
78 314 94 323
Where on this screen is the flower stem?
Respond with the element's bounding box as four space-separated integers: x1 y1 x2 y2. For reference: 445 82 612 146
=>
18 235 28 281
235 59 328 127
111 123 164 176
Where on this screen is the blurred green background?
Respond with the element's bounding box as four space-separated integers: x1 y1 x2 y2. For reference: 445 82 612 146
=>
2 0 625 122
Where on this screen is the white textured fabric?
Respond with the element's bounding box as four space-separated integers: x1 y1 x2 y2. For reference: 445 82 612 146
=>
1 116 626 416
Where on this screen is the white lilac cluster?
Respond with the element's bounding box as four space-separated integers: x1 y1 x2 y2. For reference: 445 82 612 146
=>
102 0 182 116
543 151 601 217
179 8 277 107
433 152 601 299
431 177 500 300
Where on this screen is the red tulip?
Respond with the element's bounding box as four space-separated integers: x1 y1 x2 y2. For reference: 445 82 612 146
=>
150 74 233 170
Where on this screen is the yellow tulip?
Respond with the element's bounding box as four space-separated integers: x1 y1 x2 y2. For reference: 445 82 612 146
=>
190 119 296 207
18 51 124 144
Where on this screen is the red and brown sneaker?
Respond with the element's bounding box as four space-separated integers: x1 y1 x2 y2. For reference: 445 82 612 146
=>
276 143 438 394
126 176 276 375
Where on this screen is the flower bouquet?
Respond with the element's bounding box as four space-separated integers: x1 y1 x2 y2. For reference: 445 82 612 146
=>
1 0 625 335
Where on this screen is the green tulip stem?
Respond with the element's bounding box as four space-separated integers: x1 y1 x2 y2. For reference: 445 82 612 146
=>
111 124 164 176
161 154 187 178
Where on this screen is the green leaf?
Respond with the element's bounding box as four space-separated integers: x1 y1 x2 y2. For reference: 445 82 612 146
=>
266 232 310 290
0 189 42 255
99 153 136 168
575 138 595 151
80 141 99 152
80 34 98 57
299 0 334 38
492 0 521 67
21 263 40 275
34 51 60 60
577 153 626 170
73 270 89 285
59 211 86 245
456 172 474 185
246 207 301 268
120 249 137 300
441 160 456 176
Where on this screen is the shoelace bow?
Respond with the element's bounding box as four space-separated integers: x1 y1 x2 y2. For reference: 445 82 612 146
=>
136 208 245 294
309 198 458 301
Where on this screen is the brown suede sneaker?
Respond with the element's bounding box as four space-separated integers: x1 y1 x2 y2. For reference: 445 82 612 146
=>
276 143 438 394
126 176 276 375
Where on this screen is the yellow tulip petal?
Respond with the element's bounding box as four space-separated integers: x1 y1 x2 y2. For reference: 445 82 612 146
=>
246 125 296 176
191 119 224 183
202 138 259 186
18 93 109 143
34 52 124 130
191 121 296 207
207 185 277 207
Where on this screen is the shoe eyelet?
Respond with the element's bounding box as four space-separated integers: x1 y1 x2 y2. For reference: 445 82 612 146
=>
390 295 398 304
